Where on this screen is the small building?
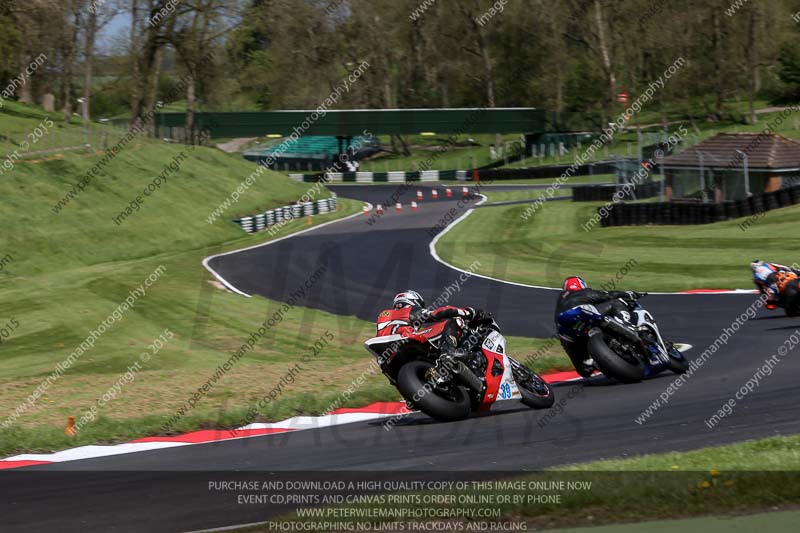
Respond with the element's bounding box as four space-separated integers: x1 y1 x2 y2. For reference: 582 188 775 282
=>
661 133 800 202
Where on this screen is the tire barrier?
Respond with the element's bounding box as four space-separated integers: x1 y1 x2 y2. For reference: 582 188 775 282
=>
749 194 765 214
288 160 622 183
598 185 800 227
470 161 618 181
289 170 467 183
234 196 338 233
573 181 660 202
764 191 780 211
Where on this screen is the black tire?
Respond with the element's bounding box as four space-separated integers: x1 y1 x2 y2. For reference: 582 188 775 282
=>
587 331 645 383
511 362 555 409
666 346 689 374
782 281 800 317
396 361 472 422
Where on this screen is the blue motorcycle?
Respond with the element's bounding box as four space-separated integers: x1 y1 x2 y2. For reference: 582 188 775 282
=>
556 295 690 382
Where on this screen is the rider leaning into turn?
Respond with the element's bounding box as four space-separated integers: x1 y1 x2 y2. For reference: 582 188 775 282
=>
751 260 800 309
376 290 482 361
555 276 642 377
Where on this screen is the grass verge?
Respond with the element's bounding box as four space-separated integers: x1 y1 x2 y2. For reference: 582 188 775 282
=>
436 197 800 292
253 434 800 532
0 102 571 455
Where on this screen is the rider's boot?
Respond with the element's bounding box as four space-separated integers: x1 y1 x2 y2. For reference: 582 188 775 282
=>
578 358 595 378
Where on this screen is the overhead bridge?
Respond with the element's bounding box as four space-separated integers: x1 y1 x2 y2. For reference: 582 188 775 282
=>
155 108 599 138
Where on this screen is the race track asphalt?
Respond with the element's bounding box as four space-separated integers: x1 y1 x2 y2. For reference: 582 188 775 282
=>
5 184 800 533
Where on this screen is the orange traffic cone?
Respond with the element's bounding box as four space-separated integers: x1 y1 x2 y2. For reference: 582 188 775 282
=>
362 204 370 215
417 190 423 200
395 202 403 212
376 204 384 214
65 416 76 436
462 186 469 198
411 201 418 211
446 188 453 198
431 189 438 199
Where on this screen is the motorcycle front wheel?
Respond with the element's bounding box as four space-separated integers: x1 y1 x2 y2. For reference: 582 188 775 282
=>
512 364 555 409
396 361 472 422
666 345 689 374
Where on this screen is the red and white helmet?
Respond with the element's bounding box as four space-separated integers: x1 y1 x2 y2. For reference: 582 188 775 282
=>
563 276 588 291
393 290 425 309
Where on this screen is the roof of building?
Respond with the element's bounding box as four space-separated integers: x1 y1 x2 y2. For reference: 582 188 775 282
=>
662 133 800 171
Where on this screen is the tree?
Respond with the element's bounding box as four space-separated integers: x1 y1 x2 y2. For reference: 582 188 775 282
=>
128 0 180 130
59 0 83 120
9 0 62 105
170 0 233 141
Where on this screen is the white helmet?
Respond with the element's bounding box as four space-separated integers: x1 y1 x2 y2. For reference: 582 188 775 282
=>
393 290 425 309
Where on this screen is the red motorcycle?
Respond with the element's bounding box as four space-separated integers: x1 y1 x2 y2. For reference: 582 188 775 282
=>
364 315 554 422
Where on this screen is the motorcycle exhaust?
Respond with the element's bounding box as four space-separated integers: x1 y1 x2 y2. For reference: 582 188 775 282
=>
452 361 484 392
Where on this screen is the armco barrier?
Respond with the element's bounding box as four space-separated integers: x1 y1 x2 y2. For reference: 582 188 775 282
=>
597 185 800 227
233 196 338 233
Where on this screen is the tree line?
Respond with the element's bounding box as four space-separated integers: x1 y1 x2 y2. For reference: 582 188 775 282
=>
1 0 799 132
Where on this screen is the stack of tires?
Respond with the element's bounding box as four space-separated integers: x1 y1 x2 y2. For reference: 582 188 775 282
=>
778 188 793 207
724 201 740 220
749 194 765 215
791 185 800 204
712 202 727 223
763 191 778 211
234 196 339 233
573 185 617 202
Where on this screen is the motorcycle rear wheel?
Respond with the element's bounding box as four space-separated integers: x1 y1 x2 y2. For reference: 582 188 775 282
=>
588 330 645 383
397 361 472 422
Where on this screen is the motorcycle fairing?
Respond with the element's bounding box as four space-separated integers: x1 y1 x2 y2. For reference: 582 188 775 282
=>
631 306 671 367
364 334 405 363
479 331 521 411
557 305 603 341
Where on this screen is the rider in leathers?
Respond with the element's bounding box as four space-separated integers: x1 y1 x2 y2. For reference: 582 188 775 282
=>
555 276 642 377
751 260 800 309
377 290 482 361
